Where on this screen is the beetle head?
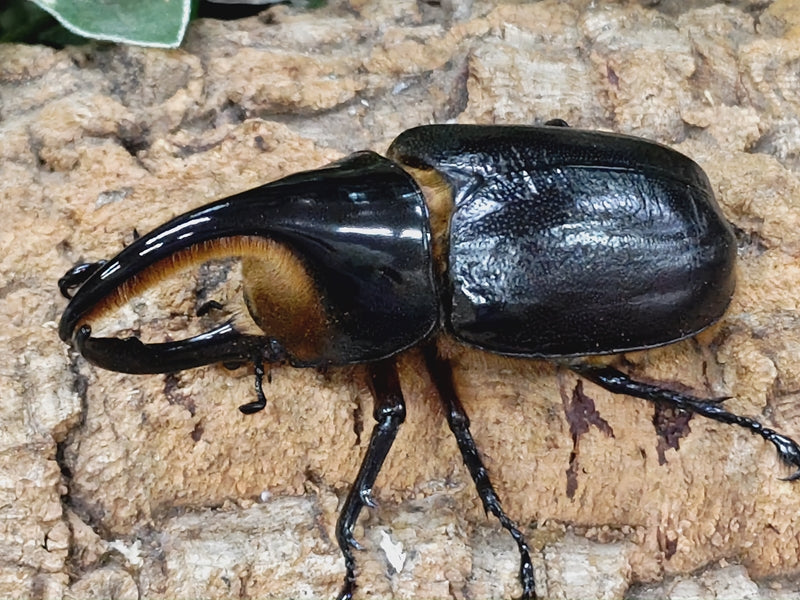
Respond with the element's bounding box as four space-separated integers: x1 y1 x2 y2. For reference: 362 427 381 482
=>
59 152 439 373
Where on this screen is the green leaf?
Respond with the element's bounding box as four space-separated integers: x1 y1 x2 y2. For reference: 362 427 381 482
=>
0 0 83 45
29 0 193 48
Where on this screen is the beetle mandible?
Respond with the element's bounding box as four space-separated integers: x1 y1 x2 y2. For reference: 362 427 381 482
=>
58 123 800 599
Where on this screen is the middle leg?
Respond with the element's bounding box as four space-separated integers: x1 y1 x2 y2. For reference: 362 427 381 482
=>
423 343 535 600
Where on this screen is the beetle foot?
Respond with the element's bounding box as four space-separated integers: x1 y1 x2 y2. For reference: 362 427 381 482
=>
336 585 354 600
336 531 359 600
768 430 800 481
335 517 361 600
336 573 356 600
782 470 800 482
517 554 536 600
238 400 265 414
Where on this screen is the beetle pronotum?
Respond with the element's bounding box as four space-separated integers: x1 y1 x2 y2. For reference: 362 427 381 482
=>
59 124 800 599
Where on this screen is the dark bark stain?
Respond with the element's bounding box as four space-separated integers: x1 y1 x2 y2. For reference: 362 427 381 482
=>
561 377 614 499
652 404 693 466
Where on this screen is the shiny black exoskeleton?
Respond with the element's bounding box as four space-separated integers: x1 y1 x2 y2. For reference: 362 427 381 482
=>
58 124 800 599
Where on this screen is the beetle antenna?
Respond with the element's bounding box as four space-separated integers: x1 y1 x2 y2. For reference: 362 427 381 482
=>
423 344 536 600
571 364 800 480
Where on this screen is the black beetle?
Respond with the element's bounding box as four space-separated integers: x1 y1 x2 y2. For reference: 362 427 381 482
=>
58 123 800 599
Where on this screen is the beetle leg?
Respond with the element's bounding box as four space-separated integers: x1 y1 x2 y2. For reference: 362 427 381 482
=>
239 357 268 414
336 358 406 600
423 344 536 600
572 364 800 480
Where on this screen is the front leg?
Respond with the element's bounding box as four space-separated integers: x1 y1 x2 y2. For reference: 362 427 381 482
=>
336 358 406 600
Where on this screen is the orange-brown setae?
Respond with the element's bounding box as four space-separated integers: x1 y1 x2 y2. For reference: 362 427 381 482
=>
399 165 453 278
80 236 329 363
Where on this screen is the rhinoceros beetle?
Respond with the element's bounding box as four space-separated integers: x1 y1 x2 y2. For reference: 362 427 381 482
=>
58 123 800 599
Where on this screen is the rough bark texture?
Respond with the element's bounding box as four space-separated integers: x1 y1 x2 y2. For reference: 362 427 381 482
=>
2 0 800 598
